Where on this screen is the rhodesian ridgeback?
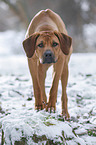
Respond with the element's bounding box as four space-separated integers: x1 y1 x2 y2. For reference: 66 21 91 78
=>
23 9 72 119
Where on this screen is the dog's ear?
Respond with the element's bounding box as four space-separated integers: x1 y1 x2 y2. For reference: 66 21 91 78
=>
54 31 72 55
22 33 40 58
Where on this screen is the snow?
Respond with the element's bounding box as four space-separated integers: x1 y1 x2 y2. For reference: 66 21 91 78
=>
0 30 25 56
81 1 89 11
83 24 96 48
0 53 96 145
0 31 96 144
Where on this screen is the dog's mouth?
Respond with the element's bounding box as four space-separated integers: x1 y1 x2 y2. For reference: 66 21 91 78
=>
43 58 57 64
41 50 57 64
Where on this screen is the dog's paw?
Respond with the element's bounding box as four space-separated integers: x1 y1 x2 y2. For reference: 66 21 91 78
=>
62 111 70 121
35 102 44 111
46 102 56 113
35 105 42 111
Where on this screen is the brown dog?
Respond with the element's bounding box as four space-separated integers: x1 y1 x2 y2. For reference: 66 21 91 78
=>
23 9 72 119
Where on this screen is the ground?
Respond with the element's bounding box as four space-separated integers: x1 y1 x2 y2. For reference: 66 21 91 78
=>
0 53 96 145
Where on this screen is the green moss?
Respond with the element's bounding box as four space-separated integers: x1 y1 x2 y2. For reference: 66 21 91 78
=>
44 121 55 126
14 137 27 145
32 134 47 143
88 130 96 137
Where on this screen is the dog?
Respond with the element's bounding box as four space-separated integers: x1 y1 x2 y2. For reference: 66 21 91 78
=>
23 9 72 119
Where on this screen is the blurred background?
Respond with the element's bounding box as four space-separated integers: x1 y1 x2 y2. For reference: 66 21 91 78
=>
0 0 96 55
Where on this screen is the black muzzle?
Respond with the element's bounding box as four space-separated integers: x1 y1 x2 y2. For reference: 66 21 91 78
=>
43 50 56 64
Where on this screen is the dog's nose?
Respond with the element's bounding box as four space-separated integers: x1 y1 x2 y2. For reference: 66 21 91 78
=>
43 50 55 64
44 50 52 58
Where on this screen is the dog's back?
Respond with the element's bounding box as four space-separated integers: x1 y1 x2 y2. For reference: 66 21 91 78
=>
26 9 67 37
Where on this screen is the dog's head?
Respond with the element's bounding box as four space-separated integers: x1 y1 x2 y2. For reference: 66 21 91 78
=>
23 31 72 64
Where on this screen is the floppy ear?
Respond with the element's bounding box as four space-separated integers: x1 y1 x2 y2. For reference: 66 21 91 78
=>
22 33 40 58
54 31 72 55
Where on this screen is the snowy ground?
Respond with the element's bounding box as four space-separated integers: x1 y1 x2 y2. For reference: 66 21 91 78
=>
0 30 96 145
0 53 96 145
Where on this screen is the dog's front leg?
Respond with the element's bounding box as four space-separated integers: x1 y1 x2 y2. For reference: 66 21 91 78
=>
38 62 48 108
28 58 44 110
47 57 64 112
61 63 70 119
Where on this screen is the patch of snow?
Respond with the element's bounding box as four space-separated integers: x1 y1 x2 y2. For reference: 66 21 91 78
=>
83 24 96 48
81 1 90 11
0 30 25 56
0 2 9 10
82 136 96 145
90 116 96 125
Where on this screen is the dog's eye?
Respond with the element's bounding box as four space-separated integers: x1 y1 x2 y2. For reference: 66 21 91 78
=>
52 42 58 47
38 42 44 48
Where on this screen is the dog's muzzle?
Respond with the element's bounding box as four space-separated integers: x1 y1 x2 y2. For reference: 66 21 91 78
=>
42 50 56 64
